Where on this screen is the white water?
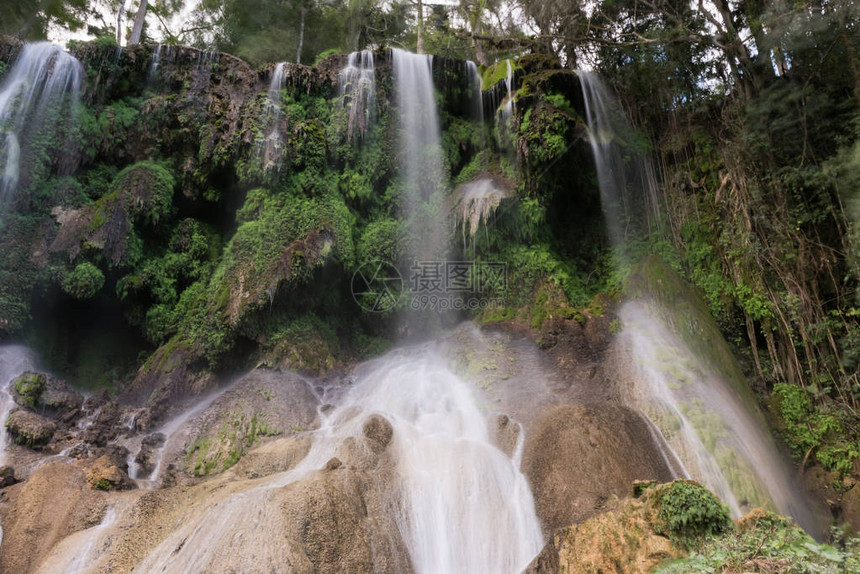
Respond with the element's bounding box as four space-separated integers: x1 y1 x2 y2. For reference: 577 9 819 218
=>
0 345 37 466
0 42 82 202
577 71 661 246
338 50 375 141
622 302 821 531
392 48 448 260
137 348 543 573
35 500 131 574
499 59 515 125
256 62 287 172
465 60 483 121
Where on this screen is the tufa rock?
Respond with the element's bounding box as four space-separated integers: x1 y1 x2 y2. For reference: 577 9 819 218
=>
5 410 56 448
86 455 134 491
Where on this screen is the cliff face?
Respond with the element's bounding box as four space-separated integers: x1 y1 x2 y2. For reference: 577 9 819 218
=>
0 39 603 415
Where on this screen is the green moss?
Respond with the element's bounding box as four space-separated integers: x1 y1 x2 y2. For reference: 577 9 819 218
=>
13 373 46 409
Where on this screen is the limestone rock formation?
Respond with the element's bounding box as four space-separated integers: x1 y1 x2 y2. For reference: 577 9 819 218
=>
522 404 675 533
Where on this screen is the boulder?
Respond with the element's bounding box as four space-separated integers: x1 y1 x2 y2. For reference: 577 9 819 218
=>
0 465 18 488
86 455 134 491
11 372 46 409
5 410 56 448
10 371 83 418
522 404 675 534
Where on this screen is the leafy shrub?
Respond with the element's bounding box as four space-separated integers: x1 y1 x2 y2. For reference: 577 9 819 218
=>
62 262 105 300
655 480 731 544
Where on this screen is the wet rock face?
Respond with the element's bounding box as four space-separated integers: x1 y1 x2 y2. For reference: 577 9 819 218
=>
182 369 320 477
522 403 676 534
132 432 166 476
362 414 393 453
6 410 56 448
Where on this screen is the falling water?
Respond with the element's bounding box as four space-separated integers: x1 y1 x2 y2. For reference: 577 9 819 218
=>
338 50 376 141
122 388 231 487
0 43 82 203
578 72 824 534
256 62 287 172
454 177 509 254
465 60 483 121
499 59 515 125
136 348 543 573
621 302 823 533
392 48 448 261
577 71 661 247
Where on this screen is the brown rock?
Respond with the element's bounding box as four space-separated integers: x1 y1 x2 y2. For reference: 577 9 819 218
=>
524 483 686 574
362 415 393 453
0 465 18 488
86 455 134 491
0 462 107 573
522 404 675 534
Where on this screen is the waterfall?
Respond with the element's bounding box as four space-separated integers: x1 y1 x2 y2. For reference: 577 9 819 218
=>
465 60 483 121
577 71 660 247
136 348 543 573
338 50 376 141
578 71 824 534
499 59 515 125
257 62 287 172
0 42 82 204
391 48 448 261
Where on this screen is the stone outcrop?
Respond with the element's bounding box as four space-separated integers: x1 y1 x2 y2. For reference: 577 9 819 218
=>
5 410 56 448
522 404 676 534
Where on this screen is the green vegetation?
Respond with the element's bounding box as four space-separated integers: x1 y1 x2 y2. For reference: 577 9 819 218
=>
13 372 46 409
61 262 105 300
653 480 731 545
658 511 858 574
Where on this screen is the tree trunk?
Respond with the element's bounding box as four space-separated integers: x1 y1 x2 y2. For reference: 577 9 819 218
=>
128 0 148 46
297 7 306 64
416 0 425 54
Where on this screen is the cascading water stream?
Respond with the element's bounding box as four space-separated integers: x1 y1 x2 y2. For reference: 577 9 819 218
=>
338 50 376 141
465 60 483 122
391 48 448 261
578 71 824 533
0 42 82 203
256 62 287 171
577 71 661 247
136 348 543 573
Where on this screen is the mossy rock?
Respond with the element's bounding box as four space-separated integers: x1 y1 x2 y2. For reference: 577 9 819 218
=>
5 410 56 449
12 372 46 410
182 369 318 476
